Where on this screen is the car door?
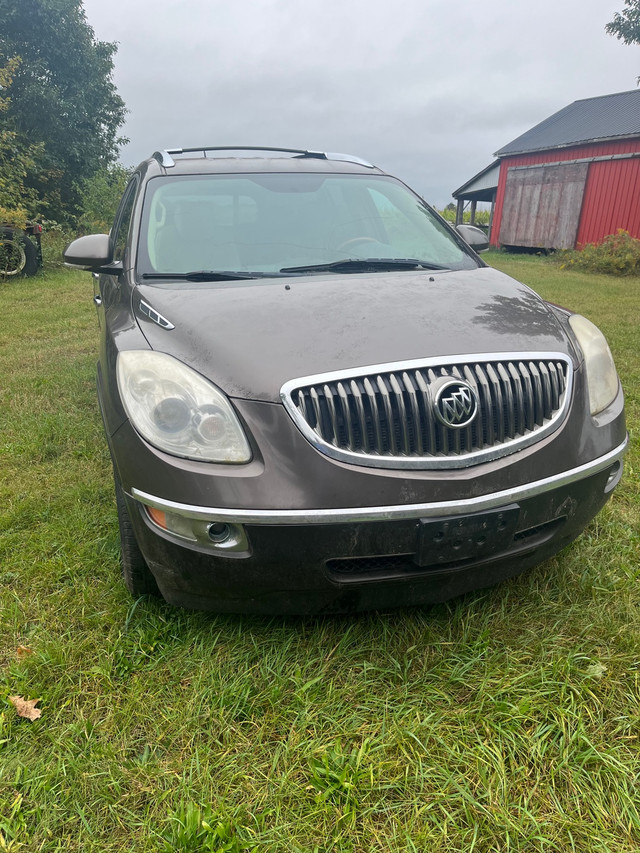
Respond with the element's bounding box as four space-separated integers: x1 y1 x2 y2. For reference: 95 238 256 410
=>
95 177 138 329
96 177 139 432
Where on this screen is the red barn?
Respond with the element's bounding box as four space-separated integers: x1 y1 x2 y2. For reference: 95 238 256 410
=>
453 90 640 250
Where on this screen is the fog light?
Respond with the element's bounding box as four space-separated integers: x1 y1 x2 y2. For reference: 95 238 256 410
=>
142 501 249 552
208 522 231 543
605 461 623 493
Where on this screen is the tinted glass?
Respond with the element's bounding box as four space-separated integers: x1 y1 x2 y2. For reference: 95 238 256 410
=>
137 173 478 276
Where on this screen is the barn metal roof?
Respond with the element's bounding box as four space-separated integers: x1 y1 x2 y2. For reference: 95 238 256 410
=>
495 90 640 157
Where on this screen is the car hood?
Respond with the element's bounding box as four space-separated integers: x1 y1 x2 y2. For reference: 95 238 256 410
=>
134 267 571 402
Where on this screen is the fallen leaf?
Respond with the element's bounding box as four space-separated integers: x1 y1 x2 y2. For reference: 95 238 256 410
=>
586 662 607 679
16 646 33 659
9 696 42 721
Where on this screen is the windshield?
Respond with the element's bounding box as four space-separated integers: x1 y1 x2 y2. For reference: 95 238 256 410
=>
137 173 479 278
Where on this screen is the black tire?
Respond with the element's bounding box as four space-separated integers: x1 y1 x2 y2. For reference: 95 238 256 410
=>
114 476 160 597
0 229 38 277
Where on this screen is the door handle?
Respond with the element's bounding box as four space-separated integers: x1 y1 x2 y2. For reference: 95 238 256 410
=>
93 295 102 306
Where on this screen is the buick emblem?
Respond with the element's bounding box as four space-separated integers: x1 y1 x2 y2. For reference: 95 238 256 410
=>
434 380 478 428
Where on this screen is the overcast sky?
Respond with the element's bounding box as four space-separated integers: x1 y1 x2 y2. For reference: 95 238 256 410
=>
83 0 639 207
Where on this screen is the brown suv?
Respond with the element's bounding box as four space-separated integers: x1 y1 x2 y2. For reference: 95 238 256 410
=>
63 147 626 614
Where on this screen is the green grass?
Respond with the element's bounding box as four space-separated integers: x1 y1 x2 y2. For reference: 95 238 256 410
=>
0 255 639 852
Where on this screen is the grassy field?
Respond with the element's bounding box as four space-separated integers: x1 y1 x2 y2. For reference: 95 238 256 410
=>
0 253 638 852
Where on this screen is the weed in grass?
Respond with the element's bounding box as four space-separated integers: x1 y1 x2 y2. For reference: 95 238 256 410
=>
161 802 252 853
308 740 372 828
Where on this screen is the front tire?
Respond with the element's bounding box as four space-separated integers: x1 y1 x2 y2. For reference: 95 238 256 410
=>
114 477 160 597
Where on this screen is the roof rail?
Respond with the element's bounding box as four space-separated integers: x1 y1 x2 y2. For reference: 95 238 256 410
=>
152 147 374 168
152 150 177 168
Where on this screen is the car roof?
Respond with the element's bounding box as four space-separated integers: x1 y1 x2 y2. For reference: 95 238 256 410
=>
141 148 385 178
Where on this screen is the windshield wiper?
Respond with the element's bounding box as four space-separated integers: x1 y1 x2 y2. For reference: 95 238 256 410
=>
141 270 259 282
279 258 448 274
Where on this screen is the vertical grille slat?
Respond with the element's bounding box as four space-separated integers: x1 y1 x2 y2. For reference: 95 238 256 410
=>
549 362 561 409
508 362 524 435
297 389 313 428
473 364 492 447
309 388 325 438
287 355 570 467
539 362 552 418
529 362 544 425
519 363 535 431
350 380 369 453
323 384 340 445
486 364 504 443
402 371 423 455
364 377 385 454
415 370 437 453
336 381 355 451
389 373 411 454
377 375 397 455
498 363 515 438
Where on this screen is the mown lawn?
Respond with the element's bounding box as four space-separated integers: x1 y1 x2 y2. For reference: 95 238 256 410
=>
0 255 638 852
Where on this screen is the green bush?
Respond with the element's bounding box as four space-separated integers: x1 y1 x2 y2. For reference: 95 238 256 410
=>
40 221 75 270
76 164 130 234
556 229 640 276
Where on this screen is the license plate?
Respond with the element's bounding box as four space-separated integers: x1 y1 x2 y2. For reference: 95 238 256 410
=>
415 504 520 567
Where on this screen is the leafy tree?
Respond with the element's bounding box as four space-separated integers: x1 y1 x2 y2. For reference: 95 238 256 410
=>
606 0 640 45
0 55 42 224
77 162 131 233
0 0 126 223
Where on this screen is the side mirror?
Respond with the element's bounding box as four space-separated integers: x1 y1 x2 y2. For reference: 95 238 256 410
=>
63 234 119 272
456 224 490 253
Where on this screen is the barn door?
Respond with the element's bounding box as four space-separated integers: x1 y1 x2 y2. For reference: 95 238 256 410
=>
499 162 588 249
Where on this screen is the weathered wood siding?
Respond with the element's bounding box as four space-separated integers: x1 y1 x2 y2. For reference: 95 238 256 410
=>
490 139 640 248
499 163 588 248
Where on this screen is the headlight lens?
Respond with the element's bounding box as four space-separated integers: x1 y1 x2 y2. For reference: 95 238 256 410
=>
568 314 619 415
117 351 252 462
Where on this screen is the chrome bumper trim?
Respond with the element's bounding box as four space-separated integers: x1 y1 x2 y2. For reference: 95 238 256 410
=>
131 437 627 526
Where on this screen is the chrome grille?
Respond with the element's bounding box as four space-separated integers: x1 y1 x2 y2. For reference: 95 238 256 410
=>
281 354 572 469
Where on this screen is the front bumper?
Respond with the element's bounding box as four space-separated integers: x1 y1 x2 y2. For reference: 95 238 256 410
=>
124 438 627 614
132 439 626 525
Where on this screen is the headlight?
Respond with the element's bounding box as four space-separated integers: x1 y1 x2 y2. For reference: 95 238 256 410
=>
568 314 619 415
117 351 252 462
